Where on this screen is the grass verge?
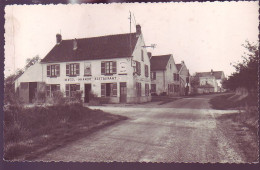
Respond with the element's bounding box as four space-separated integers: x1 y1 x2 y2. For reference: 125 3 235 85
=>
4 103 127 161
209 93 257 110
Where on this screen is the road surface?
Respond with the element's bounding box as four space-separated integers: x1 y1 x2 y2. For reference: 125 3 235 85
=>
37 94 246 162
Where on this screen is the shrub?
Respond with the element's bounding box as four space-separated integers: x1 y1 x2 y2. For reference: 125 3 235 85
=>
52 91 66 106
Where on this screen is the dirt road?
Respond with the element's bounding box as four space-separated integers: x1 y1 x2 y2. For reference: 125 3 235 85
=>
37 94 247 162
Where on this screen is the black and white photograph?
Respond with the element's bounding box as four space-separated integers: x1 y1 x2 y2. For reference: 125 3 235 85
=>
3 1 259 163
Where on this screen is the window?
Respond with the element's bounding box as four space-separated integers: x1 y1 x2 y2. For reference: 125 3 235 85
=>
136 82 142 96
151 72 156 80
145 65 149 77
84 62 91 76
145 84 149 96
66 63 80 77
101 83 117 97
47 64 60 77
174 85 180 92
46 84 60 97
101 61 117 75
135 61 141 75
168 84 174 93
174 73 179 81
141 50 144 61
65 84 80 97
151 84 156 93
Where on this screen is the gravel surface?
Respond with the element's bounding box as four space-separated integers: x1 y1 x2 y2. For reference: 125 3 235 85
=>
36 94 247 163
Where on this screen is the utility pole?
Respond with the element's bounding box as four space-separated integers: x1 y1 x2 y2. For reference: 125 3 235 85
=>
129 11 132 55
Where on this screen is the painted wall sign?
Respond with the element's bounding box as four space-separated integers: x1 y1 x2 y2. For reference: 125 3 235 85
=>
119 61 127 74
65 76 119 82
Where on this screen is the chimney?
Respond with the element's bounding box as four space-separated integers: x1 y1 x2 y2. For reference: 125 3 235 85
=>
56 34 62 44
136 24 141 37
211 69 213 75
147 52 152 59
181 60 184 65
73 38 77 50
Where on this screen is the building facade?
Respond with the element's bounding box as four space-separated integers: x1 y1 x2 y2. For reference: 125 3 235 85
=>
176 61 191 96
150 54 180 96
195 69 225 94
15 25 152 104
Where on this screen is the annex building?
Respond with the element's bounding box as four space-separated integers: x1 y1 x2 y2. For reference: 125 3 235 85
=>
15 25 152 104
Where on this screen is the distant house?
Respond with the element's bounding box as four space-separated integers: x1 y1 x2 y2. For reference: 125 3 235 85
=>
176 61 191 96
150 54 180 96
195 69 225 94
15 25 152 104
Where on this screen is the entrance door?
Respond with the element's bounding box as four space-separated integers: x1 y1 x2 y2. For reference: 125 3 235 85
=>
84 84 91 103
29 82 37 103
120 82 127 103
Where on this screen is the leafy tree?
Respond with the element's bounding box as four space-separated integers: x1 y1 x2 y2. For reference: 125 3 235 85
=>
224 41 258 91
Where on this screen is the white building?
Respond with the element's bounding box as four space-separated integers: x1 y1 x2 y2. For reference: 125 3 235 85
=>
15 25 152 104
195 69 225 93
150 54 180 96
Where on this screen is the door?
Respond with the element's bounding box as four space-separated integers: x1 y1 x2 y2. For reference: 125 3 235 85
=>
84 84 91 103
29 82 37 103
120 82 127 103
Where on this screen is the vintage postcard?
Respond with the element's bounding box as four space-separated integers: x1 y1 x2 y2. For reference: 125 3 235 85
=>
3 1 259 163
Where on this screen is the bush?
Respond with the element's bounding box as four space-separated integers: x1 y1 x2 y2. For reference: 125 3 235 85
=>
89 91 101 106
52 91 66 106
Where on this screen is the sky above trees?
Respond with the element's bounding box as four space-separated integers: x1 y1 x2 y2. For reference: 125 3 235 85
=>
4 1 259 77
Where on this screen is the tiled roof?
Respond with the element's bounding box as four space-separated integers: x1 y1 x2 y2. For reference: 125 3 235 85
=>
41 33 138 63
195 71 224 79
176 64 182 72
150 54 171 71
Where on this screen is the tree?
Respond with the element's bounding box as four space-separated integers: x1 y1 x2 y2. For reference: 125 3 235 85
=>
224 41 258 92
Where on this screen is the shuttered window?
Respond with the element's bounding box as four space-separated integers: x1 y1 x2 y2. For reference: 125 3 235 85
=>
145 65 149 77
112 83 117 97
47 64 60 77
101 83 117 97
136 82 142 96
101 61 117 75
141 50 144 61
66 63 80 76
46 85 51 97
151 72 156 80
136 61 141 75
46 84 60 97
145 84 149 96
65 84 80 97
151 84 156 93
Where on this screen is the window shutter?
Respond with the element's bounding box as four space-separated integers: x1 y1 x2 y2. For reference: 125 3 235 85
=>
66 64 70 76
112 61 117 74
112 83 117 96
145 65 148 77
101 62 105 75
56 64 60 77
46 85 50 97
101 83 106 97
56 85 60 91
76 63 80 75
154 72 156 80
47 65 50 77
65 84 70 97
76 84 80 91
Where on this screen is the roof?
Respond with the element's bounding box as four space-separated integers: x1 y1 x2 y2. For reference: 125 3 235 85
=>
150 54 171 71
41 33 139 63
176 64 182 72
195 71 224 79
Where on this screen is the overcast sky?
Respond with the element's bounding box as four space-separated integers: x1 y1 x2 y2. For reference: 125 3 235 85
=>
4 2 259 77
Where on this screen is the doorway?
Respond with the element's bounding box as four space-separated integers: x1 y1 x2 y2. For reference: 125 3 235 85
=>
84 84 91 103
120 82 127 103
29 82 37 103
